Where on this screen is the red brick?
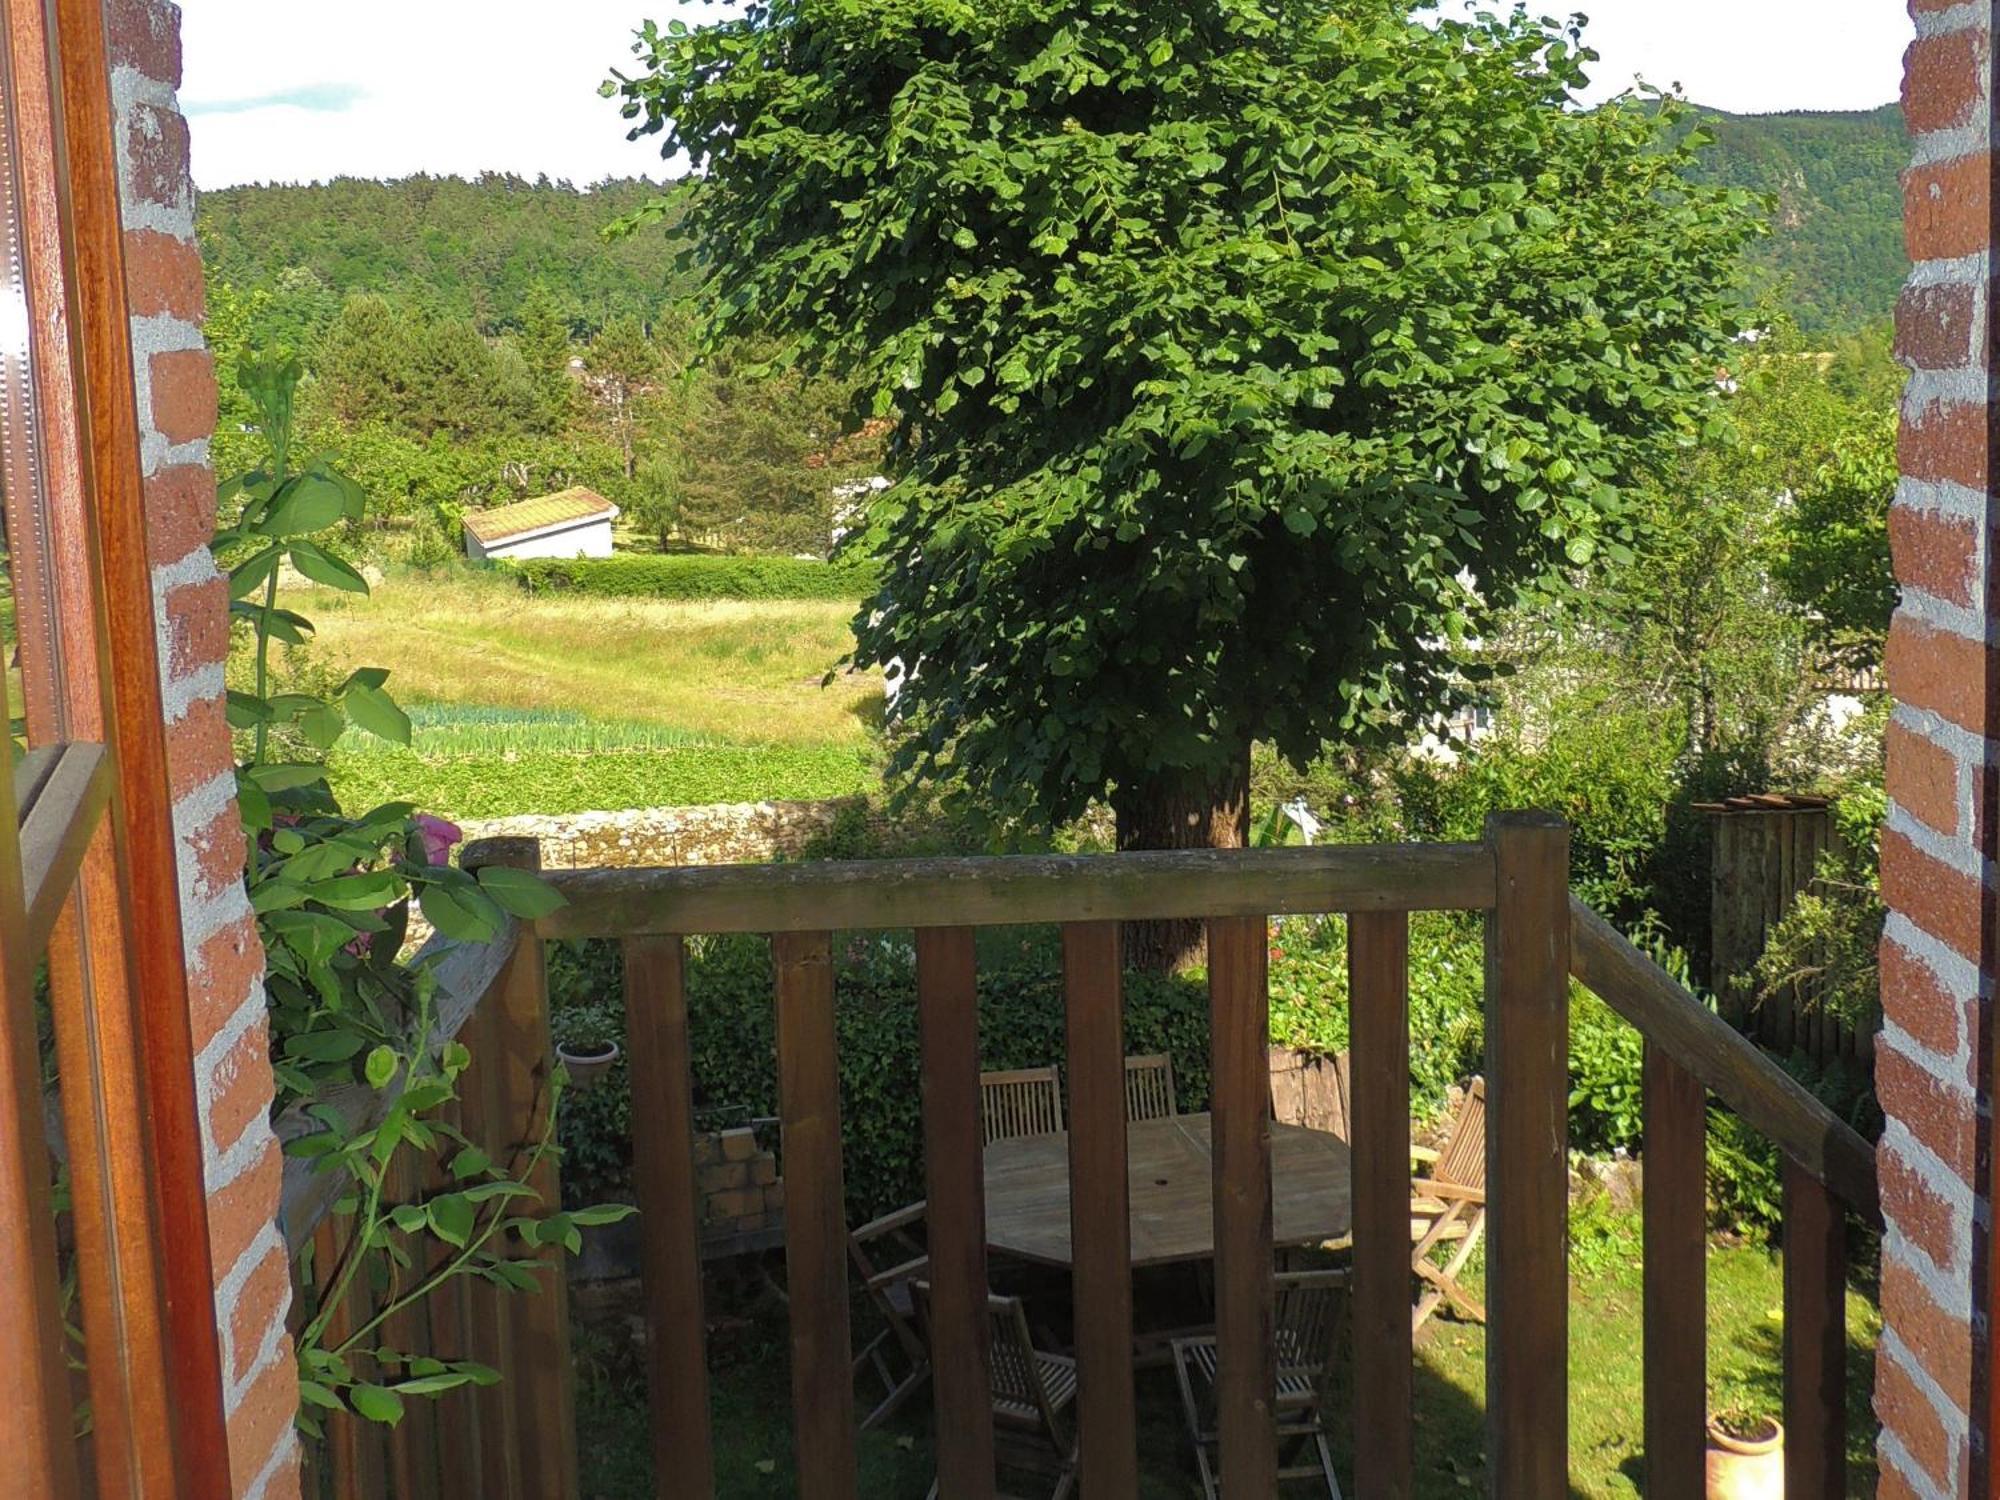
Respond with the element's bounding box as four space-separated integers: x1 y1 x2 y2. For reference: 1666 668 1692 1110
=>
227 1244 291 1387
162 572 229 682
1886 719 1962 838
103 0 181 86
121 100 190 211
1874 1460 1924 1500
206 1138 282 1286
1881 828 1985 966
1898 396 1990 490
1904 29 1987 135
1876 1042 1977 1183
149 346 216 446
185 805 248 911
1890 506 1978 607
225 1341 298 1495
186 912 265 1049
1884 615 1987 735
1898 280 1979 371
206 1014 275 1160
123 227 204 322
1879 1143 1964 1273
1906 153 1993 263
1880 937 1967 1061
165 692 234 802
1874 1345 1955 1491
1881 1252 1974 1407
144 462 219 566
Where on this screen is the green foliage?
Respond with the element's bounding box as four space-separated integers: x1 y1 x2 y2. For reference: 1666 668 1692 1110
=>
315 293 547 442
505 553 877 602
1754 778 1888 1035
615 1 1759 833
1773 408 1898 662
1687 105 1908 335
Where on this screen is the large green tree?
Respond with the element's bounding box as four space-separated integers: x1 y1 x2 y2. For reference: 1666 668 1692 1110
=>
615 0 1759 965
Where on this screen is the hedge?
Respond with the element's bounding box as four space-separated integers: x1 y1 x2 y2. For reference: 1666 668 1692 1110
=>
505 553 877 602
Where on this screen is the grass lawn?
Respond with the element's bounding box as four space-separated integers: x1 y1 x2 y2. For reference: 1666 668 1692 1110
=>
572 1235 1879 1499
285 570 888 817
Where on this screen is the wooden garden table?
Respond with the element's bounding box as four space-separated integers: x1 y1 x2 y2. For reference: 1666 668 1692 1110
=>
982 1112 1353 1269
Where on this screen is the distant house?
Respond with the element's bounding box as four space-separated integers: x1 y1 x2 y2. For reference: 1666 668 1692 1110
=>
462 487 619 563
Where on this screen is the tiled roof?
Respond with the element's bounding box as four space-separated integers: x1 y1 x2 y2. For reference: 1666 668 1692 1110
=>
462 487 617 544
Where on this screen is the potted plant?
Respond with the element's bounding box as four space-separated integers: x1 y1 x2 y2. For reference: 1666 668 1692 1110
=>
556 1031 621 1090
1706 1398 1783 1500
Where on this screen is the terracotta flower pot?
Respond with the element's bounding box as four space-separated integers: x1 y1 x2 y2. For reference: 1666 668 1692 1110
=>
557 1038 620 1090
1706 1414 1783 1500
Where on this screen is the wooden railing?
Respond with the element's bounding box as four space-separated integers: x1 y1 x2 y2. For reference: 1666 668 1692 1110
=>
524 811 1878 1499
286 839 578 1500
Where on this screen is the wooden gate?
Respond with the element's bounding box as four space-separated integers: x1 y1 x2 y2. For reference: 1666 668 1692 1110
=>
0 0 232 1491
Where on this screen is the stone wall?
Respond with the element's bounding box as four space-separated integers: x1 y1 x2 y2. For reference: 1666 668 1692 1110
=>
695 1126 786 1256
1878 6 1994 1495
107 1 296 1493
459 796 875 870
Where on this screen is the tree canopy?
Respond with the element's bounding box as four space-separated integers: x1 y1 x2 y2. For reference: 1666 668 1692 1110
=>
615 0 1764 868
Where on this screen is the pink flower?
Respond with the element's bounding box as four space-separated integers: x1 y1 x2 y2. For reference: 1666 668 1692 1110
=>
414 814 462 868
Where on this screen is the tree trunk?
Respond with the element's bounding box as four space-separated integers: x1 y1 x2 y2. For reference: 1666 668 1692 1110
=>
1112 747 1252 974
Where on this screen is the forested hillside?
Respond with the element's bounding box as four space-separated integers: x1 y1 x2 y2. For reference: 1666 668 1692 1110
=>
1690 104 1907 333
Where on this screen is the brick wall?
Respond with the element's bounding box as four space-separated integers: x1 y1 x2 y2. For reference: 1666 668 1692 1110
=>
104 1 299 1495
1882 4 1994 1495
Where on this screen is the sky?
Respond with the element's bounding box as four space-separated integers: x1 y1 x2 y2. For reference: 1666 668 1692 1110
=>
178 0 1916 191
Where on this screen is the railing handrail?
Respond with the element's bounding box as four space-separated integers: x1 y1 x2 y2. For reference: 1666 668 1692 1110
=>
531 842 1497 938
1567 895 1880 1226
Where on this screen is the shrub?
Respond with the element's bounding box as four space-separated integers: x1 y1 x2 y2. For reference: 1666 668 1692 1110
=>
505 553 877 602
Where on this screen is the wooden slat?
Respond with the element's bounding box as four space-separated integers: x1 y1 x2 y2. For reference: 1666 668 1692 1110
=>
45 0 235 1484
1484 812 1570 1498
463 838 580 1500
381 1144 440 1500
461 992 522 1500
1350 910 1413 1500
1208 915 1276 1498
1569 897 1880 1222
538 842 1498 938
623 934 715 1498
1061 921 1138 1494
16 740 109 954
424 1096 481 1490
1642 1044 1706 1499
774 930 857 1500
1784 1163 1847 1498
915 927 995 1500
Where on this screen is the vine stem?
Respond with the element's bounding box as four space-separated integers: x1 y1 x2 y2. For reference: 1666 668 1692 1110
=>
250 438 288 766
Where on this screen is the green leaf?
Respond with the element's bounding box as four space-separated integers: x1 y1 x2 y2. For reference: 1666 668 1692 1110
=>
426 1193 476 1248
393 1372 475 1397
349 1384 405 1427
473 865 566 919
289 542 369 593
364 1046 398 1089
345 682 412 746
419 883 498 943
569 1203 638 1227
266 474 348 537
297 1379 343 1411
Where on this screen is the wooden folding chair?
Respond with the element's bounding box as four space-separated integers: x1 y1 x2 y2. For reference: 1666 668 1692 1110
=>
1123 1053 1178 1121
1410 1077 1488 1332
1172 1268 1351 1498
848 1201 931 1429
980 1066 1064 1144
919 1287 1079 1500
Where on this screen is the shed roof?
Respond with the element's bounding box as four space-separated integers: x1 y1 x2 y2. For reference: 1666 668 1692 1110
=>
1691 793 1833 816
462 487 617 545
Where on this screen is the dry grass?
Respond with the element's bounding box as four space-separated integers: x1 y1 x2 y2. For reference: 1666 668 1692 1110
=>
287 570 882 749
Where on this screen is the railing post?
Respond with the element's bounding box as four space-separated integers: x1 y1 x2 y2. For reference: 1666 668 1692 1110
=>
1783 1162 1847 1496
1642 1044 1706 1495
461 835 579 1500
1483 812 1570 1498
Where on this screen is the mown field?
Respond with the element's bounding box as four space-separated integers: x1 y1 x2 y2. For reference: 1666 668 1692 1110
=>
285 571 885 819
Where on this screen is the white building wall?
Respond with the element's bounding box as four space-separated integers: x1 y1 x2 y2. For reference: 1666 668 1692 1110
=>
466 516 617 563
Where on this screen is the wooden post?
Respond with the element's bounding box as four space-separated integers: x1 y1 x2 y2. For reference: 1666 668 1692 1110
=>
1642 1044 1706 1497
623 934 715 1498
381 1145 441 1500
462 836 580 1500
1208 915 1276 1497
1783 1163 1847 1497
1062 921 1139 1494
1483 812 1570 1498
773 930 857 1500
1350 910 1413 1500
915 927 996 1500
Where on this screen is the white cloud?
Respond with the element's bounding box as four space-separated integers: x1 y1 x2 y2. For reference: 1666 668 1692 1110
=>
178 0 1914 191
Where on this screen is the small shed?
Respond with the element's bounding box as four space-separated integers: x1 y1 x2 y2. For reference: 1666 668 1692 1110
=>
462 487 619 563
